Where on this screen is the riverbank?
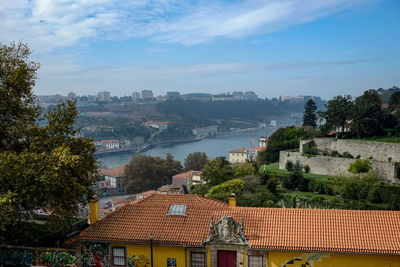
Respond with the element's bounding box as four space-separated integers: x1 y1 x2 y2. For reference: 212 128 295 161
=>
95 126 276 157
97 128 279 168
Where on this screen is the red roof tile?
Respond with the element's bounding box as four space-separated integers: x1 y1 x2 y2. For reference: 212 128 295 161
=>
99 164 126 177
78 194 400 255
173 170 202 179
229 148 248 153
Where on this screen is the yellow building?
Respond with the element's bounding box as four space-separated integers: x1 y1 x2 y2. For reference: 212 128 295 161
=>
77 194 400 267
229 148 248 163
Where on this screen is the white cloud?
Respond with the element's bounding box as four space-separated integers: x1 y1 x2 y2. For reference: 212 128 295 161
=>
0 0 375 51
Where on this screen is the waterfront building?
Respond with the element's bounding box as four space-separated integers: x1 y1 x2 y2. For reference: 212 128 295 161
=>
76 194 400 267
144 121 170 130
228 148 248 163
94 139 120 149
192 126 218 137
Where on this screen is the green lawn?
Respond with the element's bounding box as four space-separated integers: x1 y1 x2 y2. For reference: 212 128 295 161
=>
260 162 331 182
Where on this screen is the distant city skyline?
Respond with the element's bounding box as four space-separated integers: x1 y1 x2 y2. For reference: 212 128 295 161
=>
1 0 399 99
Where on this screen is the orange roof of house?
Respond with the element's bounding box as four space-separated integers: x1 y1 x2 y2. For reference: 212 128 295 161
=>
99 164 127 177
173 170 203 179
77 194 400 254
251 146 265 151
229 148 248 153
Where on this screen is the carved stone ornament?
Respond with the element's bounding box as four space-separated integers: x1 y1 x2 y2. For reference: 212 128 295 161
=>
202 216 248 245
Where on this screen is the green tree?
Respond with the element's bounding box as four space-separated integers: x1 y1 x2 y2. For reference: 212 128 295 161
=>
0 42 98 241
0 41 40 151
124 154 183 193
388 91 400 120
351 90 384 138
232 162 256 178
303 99 318 128
201 157 233 186
184 152 209 170
257 126 316 164
318 95 353 135
205 179 245 201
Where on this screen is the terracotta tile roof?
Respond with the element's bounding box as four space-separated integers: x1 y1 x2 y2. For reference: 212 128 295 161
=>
229 148 248 153
99 164 127 177
78 194 400 255
251 146 265 151
173 170 203 179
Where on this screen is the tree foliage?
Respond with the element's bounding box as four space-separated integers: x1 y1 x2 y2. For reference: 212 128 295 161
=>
318 95 353 135
348 159 372 174
0 42 98 241
184 152 209 170
388 91 400 120
124 154 183 193
201 157 233 186
351 90 385 138
232 162 256 178
257 126 316 164
302 99 318 128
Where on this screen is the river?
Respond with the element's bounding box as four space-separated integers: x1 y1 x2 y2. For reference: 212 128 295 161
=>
97 128 277 168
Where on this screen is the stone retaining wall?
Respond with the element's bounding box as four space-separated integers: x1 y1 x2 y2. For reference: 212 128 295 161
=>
308 138 400 162
279 151 399 182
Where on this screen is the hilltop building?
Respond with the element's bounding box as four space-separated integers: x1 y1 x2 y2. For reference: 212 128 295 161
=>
76 194 400 267
229 148 248 163
97 91 110 102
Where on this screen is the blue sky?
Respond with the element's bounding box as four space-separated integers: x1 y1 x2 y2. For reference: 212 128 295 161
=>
1 0 399 99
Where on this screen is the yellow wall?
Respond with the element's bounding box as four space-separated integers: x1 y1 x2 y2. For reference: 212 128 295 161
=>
268 251 400 267
112 243 188 267
229 152 248 163
110 243 400 267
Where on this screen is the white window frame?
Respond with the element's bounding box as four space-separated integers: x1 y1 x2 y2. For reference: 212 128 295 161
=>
111 246 126 266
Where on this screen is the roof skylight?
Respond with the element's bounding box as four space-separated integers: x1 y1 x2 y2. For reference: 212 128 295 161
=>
167 204 187 216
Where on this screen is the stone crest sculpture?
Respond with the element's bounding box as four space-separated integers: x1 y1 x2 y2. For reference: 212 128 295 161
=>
202 216 248 245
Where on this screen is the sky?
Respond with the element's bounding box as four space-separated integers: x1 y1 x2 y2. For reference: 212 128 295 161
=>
1 0 399 100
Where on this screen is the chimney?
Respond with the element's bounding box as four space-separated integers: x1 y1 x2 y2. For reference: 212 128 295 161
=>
229 193 236 208
89 195 99 224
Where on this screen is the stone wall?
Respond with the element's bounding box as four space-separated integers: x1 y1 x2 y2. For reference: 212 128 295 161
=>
279 151 398 182
310 138 400 162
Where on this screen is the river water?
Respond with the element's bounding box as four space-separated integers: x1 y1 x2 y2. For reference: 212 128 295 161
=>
97 128 277 168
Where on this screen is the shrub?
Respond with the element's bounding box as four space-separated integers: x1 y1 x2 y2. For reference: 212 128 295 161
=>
388 157 392 162
355 155 361 159
285 160 294 171
348 159 372 174
266 178 278 194
330 150 340 157
303 165 310 173
341 151 354 158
